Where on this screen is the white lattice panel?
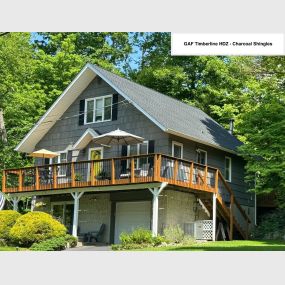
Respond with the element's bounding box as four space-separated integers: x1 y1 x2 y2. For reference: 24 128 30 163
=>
194 220 212 240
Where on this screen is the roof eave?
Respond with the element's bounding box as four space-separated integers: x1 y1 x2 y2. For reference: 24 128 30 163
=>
15 64 96 153
166 128 238 155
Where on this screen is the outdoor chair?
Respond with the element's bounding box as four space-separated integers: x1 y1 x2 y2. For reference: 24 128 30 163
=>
39 168 53 185
85 224 106 243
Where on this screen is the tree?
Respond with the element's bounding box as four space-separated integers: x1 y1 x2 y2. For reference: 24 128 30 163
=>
238 57 285 205
34 33 132 107
0 34 47 176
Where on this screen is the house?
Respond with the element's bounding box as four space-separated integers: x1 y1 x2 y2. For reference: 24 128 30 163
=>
2 63 253 243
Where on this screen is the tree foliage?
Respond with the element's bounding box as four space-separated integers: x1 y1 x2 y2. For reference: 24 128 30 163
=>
0 32 284 206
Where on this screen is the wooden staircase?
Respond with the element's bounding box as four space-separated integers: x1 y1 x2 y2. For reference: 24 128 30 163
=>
198 171 251 240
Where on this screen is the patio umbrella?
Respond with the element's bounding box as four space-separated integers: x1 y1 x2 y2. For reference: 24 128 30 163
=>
92 128 144 156
28 149 59 164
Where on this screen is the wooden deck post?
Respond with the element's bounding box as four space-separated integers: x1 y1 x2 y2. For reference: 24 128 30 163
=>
111 159 115 184
230 194 234 241
71 162 75 187
35 167 40 190
18 170 23 192
90 162 95 186
130 157 135 183
53 165 57 189
215 169 219 193
153 154 158 181
157 154 161 180
2 170 6 192
204 166 208 190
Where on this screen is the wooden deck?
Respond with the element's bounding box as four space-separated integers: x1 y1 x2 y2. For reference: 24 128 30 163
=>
2 153 251 239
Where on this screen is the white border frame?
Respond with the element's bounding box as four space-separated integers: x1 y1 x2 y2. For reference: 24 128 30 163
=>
172 141 183 159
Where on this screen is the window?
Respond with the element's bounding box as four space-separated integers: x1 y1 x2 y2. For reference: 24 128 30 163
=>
225 156 232 182
196 149 207 165
84 95 112 124
51 151 68 176
127 141 149 168
172 141 183 159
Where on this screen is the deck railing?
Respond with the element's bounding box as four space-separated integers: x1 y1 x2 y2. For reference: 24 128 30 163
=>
2 153 251 239
2 154 219 193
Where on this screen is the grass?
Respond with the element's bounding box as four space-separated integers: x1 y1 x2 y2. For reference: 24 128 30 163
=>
0 246 28 251
136 240 285 251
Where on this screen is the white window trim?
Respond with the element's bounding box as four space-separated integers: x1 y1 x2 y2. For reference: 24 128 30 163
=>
196 148 207 165
48 150 68 177
88 147 104 160
127 141 149 168
172 141 183 159
225 156 232 182
84 94 113 125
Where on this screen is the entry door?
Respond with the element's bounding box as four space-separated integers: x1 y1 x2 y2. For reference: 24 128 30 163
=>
114 201 151 244
88 147 103 180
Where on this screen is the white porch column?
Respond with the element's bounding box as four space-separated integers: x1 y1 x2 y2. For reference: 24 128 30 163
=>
31 196 36 212
212 193 217 241
149 182 168 237
71 192 84 237
11 197 20 211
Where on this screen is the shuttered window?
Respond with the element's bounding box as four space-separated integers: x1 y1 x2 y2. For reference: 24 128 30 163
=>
84 95 112 124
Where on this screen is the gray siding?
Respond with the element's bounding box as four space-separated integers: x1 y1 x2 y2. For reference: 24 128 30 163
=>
36 77 168 160
35 76 251 207
168 134 253 206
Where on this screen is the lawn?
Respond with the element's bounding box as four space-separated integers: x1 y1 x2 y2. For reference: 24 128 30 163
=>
0 247 28 251
138 240 285 251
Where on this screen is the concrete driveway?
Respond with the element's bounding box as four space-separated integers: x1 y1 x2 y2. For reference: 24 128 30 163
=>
65 243 111 251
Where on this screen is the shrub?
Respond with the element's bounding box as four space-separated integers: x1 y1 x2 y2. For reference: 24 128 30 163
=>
30 237 67 251
65 234 78 248
120 228 153 245
116 228 166 250
252 208 285 240
10 211 67 247
0 239 7 246
163 225 185 243
112 243 148 251
181 235 196 245
0 210 21 241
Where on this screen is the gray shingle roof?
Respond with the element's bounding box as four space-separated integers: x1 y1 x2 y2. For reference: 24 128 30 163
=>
92 64 243 152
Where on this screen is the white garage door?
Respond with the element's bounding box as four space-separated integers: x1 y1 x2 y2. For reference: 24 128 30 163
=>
114 201 151 244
